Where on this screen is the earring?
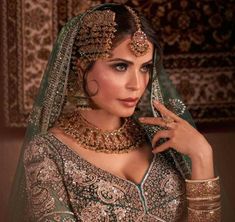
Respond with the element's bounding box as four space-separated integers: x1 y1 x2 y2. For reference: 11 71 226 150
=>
67 65 93 110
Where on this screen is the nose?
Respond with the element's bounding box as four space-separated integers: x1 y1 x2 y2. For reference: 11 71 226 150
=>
126 70 140 91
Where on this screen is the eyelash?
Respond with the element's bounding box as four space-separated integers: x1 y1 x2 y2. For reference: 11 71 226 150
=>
141 64 153 73
112 63 152 73
112 63 128 72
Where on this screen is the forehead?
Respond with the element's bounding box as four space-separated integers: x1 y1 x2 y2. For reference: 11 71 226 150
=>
110 36 154 62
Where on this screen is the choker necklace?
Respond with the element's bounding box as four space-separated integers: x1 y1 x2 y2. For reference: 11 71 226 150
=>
55 112 147 154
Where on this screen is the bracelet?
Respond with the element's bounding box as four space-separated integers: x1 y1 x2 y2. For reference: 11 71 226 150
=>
186 177 221 221
188 207 221 222
187 194 220 201
188 200 221 210
185 176 220 199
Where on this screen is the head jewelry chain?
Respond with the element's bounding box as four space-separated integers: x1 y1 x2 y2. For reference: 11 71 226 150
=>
125 6 150 57
67 6 150 110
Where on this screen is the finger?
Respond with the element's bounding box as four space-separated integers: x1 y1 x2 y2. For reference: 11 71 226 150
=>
139 117 166 127
152 140 172 153
153 100 182 122
153 141 172 153
139 117 178 130
165 122 178 129
152 130 172 147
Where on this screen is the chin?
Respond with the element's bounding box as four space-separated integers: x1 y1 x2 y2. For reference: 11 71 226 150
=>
115 107 136 118
95 102 136 117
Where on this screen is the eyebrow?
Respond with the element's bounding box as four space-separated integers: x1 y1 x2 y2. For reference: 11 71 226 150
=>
107 58 153 65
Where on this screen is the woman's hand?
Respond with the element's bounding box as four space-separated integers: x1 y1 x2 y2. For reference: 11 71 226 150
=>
139 100 215 179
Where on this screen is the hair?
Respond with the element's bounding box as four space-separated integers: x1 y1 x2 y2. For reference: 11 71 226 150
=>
75 4 162 98
108 5 161 52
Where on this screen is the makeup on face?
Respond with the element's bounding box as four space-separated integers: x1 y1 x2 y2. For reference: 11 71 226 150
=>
86 37 154 118
106 58 153 74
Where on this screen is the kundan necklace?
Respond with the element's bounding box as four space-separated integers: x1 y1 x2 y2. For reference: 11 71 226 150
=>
55 112 147 154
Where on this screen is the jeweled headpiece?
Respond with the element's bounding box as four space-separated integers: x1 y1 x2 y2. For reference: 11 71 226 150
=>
71 9 117 71
125 6 149 57
68 6 150 110
68 9 117 109
79 10 117 58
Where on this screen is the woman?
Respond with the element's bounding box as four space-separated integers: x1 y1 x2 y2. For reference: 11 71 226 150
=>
9 3 221 221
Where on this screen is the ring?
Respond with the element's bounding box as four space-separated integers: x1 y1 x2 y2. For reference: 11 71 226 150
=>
162 116 174 128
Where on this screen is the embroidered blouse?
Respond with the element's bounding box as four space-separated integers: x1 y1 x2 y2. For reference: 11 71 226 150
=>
23 133 187 222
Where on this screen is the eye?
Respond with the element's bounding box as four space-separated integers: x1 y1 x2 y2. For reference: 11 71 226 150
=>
112 63 128 72
140 64 153 73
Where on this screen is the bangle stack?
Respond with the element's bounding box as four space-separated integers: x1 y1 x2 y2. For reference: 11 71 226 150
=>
185 176 221 222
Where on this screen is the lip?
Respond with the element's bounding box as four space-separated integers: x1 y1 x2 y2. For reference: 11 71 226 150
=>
118 97 139 107
119 97 139 102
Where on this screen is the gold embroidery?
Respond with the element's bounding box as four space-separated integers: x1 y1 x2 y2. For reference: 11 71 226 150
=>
24 134 187 221
161 174 184 195
143 154 187 221
24 137 75 221
65 160 98 186
97 180 125 204
114 207 127 221
80 202 109 221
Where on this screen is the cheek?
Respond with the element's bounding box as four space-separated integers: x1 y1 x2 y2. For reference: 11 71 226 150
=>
145 74 150 87
87 73 123 99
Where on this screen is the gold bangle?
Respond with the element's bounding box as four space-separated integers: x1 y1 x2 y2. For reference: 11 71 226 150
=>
185 176 219 183
186 176 220 199
188 206 221 212
188 200 221 210
187 194 220 201
188 207 221 222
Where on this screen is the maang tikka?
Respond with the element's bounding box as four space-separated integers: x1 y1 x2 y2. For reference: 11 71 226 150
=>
125 6 150 57
67 6 149 110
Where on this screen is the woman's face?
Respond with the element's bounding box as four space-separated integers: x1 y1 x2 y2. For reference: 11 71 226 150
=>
86 36 154 117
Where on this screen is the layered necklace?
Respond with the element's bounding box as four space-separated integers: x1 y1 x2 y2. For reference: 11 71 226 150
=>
55 112 147 154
